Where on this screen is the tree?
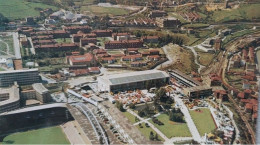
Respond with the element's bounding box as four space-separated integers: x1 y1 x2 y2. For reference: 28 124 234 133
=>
138 110 145 117
79 48 85 55
0 13 9 26
154 133 159 141
169 109 184 122
156 88 166 98
149 131 154 140
129 103 136 109
115 101 125 112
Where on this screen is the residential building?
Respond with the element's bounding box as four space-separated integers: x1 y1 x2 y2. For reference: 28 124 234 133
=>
92 29 112 37
112 33 131 41
80 38 97 47
105 40 143 49
67 53 97 66
63 26 91 34
149 10 167 18
156 17 181 28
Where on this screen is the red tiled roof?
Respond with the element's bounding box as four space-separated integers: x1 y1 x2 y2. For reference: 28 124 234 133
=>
237 92 245 99
69 53 95 63
244 89 252 94
127 48 139 51
102 57 115 61
245 103 253 110
89 67 100 72
148 55 160 58
149 49 160 52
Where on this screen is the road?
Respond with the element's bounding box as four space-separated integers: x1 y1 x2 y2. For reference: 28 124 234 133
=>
13 32 21 59
173 95 201 143
155 45 174 70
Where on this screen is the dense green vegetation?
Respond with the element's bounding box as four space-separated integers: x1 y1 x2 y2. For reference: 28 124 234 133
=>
1 126 70 144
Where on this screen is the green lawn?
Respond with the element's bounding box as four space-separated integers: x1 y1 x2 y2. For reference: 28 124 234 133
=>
211 4 260 23
182 23 209 29
0 0 58 20
189 108 216 136
97 37 110 47
1 126 70 144
0 67 5 71
122 111 137 124
55 38 72 44
149 114 191 138
137 123 164 141
80 5 131 16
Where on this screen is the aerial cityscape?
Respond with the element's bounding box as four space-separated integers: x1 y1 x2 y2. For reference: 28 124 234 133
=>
0 0 259 144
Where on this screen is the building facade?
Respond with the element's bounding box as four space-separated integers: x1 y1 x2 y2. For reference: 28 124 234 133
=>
0 69 40 87
0 84 20 114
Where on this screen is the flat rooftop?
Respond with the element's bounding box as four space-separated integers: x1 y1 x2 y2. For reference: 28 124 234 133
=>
0 68 38 74
32 83 49 94
98 70 169 85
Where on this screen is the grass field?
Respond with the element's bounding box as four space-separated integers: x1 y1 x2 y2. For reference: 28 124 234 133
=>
195 48 215 66
211 4 260 22
137 123 164 141
55 38 72 44
149 114 191 138
1 126 70 144
189 108 216 136
80 5 131 16
0 0 58 20
182 23 209 29
122 111 136 124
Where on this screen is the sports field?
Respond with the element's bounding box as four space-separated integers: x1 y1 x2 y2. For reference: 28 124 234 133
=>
0 0 58 20
149 114 191 138
189 108 216 136
1 126 70 144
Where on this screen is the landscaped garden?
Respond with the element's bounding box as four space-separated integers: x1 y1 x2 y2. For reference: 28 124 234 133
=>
149 114 191 138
